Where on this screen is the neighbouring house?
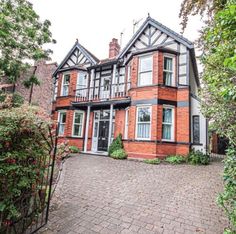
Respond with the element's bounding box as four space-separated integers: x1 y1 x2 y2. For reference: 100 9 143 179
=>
0 60 57 113
52 16 208 159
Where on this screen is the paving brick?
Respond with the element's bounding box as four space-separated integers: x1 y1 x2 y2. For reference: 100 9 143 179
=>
39 155 227 234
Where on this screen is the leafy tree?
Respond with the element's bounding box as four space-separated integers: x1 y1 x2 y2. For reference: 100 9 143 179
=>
0 0 55 88
180 0 236 231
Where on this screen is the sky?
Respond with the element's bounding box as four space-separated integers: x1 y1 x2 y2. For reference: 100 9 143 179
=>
32 0 203 66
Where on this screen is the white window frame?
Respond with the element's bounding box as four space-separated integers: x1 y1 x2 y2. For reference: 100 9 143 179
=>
138 54 153 87
124 108 129 139
76 72 88 97
163 54 176 87
72 110 85 137
162 105 175 141
61 73 70 96
58 111 67 136
135 105 152 140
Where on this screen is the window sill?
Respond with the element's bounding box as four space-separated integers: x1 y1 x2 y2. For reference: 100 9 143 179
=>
162 139 174 142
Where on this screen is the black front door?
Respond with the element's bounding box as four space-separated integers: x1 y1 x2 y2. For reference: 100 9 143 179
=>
98 120 109 151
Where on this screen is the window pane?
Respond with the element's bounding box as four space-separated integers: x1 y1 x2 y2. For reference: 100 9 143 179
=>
138 107 150 122
59 124 65 135
139 72 152 86
164 57 173 71
94 122 98 137
64 74 70 84
164 71 172 86
60 112 66 124
74 113 83 124
163 108 172 123
162 124 171 139
140 56 152 72
73 124 82 136
193 116 200 143
63 85 69 96
137 123 150 139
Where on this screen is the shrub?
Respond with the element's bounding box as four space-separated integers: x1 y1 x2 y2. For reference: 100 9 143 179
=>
111 149 127 160
165 155 186 164
69 146 80 153
108 133 123 156
187 150 210 165
143 158 161 165
0 105 66 232
217 147 236 232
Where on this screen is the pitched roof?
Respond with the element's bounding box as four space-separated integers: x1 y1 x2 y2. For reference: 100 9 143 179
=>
118 16 193 59
53 41 99 77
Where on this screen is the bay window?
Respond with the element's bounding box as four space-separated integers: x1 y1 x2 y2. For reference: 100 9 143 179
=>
61 74 70 96
136 106 151 139
76 72 87 97
73 111 84 137
58 111 66 136
138 55 153 86
162 106 174 141
163 55 174 86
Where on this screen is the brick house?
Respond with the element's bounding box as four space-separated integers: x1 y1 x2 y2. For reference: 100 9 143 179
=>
0 60 57 113
52 16 208 158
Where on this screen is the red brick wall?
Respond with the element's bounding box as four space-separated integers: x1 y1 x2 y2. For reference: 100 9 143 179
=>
53 50 191 158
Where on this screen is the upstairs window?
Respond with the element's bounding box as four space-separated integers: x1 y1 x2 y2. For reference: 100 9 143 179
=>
76 72 87 97
162 106 174 141
58 111 66 136
73 111 84 137
138 55 153 86
136 106 151 140
193 116 200 144
163 56 174 86
61 74 70 96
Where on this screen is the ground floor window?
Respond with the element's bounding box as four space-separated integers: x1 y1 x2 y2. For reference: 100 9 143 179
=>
124 108 129 139
58 111 66 136
136 106 151 140
193 115 200 143
162 106 174 141
73 111 84 137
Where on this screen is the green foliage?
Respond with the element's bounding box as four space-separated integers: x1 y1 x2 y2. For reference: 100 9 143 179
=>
0 105 68 232
187 150 210 165
143 158 161 165
0 0 56 84
12 93 24 107
111 149 127 160
217 147 236 231
69 146 80 154
108 133 123 156
23 75 40 89
165 155 186 164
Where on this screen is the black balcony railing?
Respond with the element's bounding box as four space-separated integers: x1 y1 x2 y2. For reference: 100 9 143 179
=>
74 82 131 102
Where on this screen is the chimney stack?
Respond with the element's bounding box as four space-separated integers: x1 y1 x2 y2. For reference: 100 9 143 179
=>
109 38 120 58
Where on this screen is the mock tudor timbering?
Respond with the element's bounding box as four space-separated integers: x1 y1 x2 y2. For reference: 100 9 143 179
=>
52 16 207 159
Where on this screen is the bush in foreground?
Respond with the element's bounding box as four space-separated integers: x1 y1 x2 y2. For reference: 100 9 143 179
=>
187 150 210 165
111 149 127 160
165 155 186 164
108 133 123 156
69 146 80 153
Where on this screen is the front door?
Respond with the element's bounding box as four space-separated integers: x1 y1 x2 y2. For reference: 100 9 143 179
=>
98 120 109 151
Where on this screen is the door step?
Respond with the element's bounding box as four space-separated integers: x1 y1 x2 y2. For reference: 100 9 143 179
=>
81 151 109 157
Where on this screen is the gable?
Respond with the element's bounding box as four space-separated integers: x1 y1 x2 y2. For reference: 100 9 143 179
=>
119 17 193 60
53 42 99 77
62 46 92 69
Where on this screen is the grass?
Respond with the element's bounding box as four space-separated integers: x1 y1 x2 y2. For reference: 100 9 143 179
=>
143 158 161 165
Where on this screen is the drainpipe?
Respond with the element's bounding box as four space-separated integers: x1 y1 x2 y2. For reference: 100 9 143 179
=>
84 105 91 152
108 104 114 148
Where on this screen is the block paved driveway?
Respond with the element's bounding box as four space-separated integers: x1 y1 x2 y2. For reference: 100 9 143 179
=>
40 155 228 234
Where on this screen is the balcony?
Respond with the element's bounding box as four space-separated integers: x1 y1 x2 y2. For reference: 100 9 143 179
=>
74 82 131 103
